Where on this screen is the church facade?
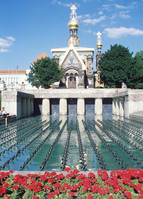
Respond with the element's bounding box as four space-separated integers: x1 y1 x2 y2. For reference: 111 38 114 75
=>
51 5 96 89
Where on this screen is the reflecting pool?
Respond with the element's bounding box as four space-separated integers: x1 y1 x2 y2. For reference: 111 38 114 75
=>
0 115 143 171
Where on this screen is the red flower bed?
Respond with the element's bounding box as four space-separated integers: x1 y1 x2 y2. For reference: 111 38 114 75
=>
0 168 143 198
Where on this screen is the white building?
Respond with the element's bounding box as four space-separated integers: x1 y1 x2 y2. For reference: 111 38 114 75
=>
0 69 33 90
0 53 48 91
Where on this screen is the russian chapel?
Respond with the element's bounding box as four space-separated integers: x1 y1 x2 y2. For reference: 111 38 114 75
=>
51 5 102 89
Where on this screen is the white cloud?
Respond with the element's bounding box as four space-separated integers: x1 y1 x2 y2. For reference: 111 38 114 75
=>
98 11 103 15
0 49 8 52
77 14 91 20
51 0 72 7
7 36 16 41
0 38 12 48
114 4 127 9
104 27 143 38
114 2 138 10
110 10 130 20
119 11 130 19
0 36 15 52
51 0 79 7
102 4 111 11
83 16 106 25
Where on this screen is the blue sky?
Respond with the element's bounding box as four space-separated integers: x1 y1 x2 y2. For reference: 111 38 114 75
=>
0 0 143 71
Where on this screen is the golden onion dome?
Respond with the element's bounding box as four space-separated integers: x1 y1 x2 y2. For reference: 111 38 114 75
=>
96 42 102 48
68 17 79 30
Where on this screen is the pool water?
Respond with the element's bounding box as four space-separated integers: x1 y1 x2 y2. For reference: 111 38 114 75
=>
0 115 143 171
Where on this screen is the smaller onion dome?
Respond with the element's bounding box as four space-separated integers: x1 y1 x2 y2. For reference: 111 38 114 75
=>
96 42 102 48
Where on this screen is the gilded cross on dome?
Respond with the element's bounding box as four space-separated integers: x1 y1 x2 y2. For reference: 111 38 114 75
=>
97 32 102 43
70 5 77 19
97 32 101 39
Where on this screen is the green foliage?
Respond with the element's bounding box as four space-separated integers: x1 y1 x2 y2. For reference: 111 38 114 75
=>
127 56 143 89
99 44 143 89
135 50 143 66
28 57 64 89
99 44 133 88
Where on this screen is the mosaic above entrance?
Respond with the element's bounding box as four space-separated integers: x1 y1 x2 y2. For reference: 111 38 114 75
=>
63 51 80 69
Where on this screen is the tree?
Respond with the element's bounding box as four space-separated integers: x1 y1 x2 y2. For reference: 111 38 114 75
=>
128 54 143 89
135 51 143 67
28 57 64 88
99 44 140 88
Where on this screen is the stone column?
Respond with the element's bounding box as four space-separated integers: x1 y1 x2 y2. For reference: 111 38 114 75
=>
59 98 67 115
42 98 50 115
77 98 85 115
112 98 116 115
95 98 103 114
115 98 120 116
66 76 69 88
30 99 34 115
22 98 26 117
76 76 79 88
119 98 124 117
27 98 31 116
17 96 21 119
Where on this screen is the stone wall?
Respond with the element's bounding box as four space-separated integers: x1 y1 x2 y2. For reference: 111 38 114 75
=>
1 90 34 119
2 88 143 119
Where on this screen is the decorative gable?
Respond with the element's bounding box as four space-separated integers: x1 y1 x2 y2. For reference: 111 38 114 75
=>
62 50 82 70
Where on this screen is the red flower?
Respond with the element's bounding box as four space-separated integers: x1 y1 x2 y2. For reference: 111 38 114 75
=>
52 190 59 196
88 172 96 178
12 185 19 190
48 178 54 184
47 193 53 198
68 191 75 197
50 171 57 177
113 188 120 193
44 171 50 177
59 186 67 193
4 194 10 199
78 181 83 186
66 173 75 179
76 173 85 180
55 173 64 180
40 175 47 182
73 169 80 174
139 177 143 183
3 183 10 189
72 185 79 191
92 185 100 193
44 185 51 190
34 186 42 193
63 183 72 190
82 186 88 193
124 192 132 199
122 178 131 185
92 178 98 183
33 196 38 199
88 194 94 199
53 183 61 189
9 170 14 174
109 195 114 199
64 167 71 172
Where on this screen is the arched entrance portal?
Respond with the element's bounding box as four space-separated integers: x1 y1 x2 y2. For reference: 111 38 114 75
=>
68 76 76 88
65 68 79 89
